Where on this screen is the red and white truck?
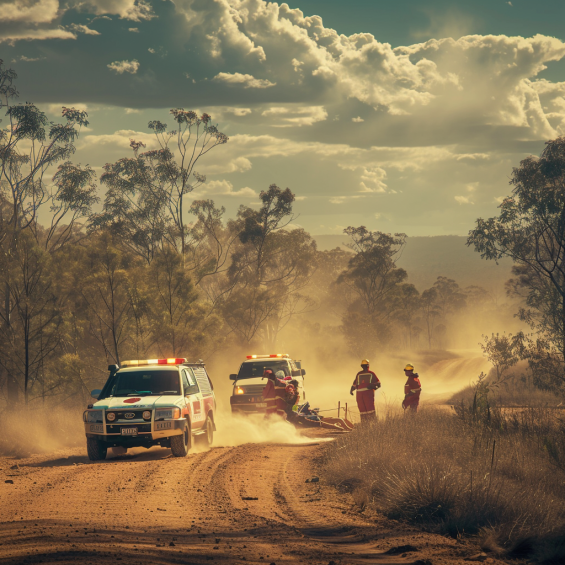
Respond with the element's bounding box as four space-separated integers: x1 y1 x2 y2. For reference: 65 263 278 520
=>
84 358 216 460
229 354 306 414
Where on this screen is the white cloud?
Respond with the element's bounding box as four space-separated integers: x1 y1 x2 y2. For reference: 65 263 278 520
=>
213 72 276 89
67 23 100 35
128 27 139 33
330 197 346 205
359 167 388 193
77 0 156 21
47 102 89 114
0 0 59 23
455 195 473 204
107 59 140 74
352 117 364 123
261 106 327 127
0 28 76 43
194 180 257 198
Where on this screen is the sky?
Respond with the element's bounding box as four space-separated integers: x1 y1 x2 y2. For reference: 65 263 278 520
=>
2 0 565 236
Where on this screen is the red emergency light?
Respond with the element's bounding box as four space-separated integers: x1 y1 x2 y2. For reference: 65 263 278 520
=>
121 358 187 367
246 354 289 359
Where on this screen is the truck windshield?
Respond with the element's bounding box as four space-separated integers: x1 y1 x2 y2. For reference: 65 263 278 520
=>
110 370 180 397
237 361 290 379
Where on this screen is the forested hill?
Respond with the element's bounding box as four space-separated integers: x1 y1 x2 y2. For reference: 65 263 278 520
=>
314 234 514 291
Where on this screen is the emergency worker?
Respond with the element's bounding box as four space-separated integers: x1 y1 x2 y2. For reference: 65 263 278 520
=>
262 369 277 416
350 359 381 421
274 370 289 420
402 364 421 413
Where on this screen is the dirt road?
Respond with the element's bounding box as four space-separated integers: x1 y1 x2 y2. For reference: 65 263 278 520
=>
0 432 486 565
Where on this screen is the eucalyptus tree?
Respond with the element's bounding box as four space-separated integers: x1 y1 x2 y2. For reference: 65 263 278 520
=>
222 185 317 347
93 109 228 264
468 137 565 392
0 60 95 404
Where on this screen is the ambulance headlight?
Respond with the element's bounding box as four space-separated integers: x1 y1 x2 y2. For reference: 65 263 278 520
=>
142 411 151 420
84 410 103 423
155 407 181 420
106 412 116 422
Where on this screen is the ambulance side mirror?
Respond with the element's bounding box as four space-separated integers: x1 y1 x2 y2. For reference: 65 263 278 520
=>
301 369 306 376
229 374 238 381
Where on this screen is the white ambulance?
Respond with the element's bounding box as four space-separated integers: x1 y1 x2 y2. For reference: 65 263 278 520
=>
83 358 216 460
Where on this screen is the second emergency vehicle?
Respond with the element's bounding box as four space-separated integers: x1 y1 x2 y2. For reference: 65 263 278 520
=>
229 354 306 414
83 358 216 461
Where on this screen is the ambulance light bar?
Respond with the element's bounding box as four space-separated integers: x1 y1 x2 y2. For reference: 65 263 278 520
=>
121 358 187 367
246 354 289 359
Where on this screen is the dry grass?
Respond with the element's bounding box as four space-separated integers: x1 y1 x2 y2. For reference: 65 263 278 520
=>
323 406 565 563
0 406 85 457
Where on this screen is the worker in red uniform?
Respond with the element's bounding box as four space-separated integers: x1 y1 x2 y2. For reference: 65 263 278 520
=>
274 370 289 420
262 369 277 417
402 363 421 413
350 358 381 421
262 369 288 419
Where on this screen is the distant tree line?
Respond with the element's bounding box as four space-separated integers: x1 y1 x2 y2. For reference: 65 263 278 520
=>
1 60 562 407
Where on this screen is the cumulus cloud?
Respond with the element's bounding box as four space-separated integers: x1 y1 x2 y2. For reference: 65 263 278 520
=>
67 23 100 35
107 59 140 74
0 28 76 43
359 167 388 193
193 179 257 198
213 72 276 89
76 0 156 21
0 0 59 23
455 195 473 204
261 106 327 127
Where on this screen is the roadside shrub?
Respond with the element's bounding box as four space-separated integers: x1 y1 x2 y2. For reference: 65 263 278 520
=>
323 407 565 561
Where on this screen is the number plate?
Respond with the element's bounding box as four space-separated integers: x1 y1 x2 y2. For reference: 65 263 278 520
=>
155 421 172 430
256 403 267 408
121 427 138 436
90 424 103 433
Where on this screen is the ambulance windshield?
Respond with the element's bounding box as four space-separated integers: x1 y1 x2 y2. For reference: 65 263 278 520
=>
237 361 290 379
110 370 181 397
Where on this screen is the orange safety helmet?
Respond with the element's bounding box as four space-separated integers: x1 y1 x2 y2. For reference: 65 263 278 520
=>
404 363 414 371
361 358 370 365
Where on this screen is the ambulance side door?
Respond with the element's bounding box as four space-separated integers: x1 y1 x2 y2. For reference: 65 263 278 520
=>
192 365 215 422
182 368 205 429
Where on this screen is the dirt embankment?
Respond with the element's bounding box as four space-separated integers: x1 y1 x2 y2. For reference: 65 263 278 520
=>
0 431 485 565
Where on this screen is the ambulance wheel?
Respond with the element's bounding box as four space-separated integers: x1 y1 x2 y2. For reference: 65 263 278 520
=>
171 421 191 457
87 438 107 461
198 415 214 447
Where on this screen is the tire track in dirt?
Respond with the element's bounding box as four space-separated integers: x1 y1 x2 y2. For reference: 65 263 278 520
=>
0 437 479 565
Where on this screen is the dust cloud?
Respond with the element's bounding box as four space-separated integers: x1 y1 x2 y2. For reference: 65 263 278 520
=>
210 413 316 448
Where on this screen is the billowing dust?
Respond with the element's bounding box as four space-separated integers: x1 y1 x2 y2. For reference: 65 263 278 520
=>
0 350 493 460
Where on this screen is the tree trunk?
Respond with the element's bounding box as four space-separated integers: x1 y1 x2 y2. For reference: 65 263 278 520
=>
3 282 19 406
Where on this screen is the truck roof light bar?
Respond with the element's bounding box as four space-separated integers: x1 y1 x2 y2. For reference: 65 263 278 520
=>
245 354 289 359
121 358 187 367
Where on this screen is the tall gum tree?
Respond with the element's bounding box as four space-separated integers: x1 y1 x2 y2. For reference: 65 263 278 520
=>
468 137 565 392
92 110 228 265
0 60 96 405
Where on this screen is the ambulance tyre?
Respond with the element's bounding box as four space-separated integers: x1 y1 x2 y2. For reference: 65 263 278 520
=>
171 421 191 457
198 415 214 447
87 438 107 461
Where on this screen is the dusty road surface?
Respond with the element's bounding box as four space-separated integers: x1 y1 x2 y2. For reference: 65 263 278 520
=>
1 431 488 565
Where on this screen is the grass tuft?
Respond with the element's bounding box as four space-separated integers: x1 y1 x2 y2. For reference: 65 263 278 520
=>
323 406 565 560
